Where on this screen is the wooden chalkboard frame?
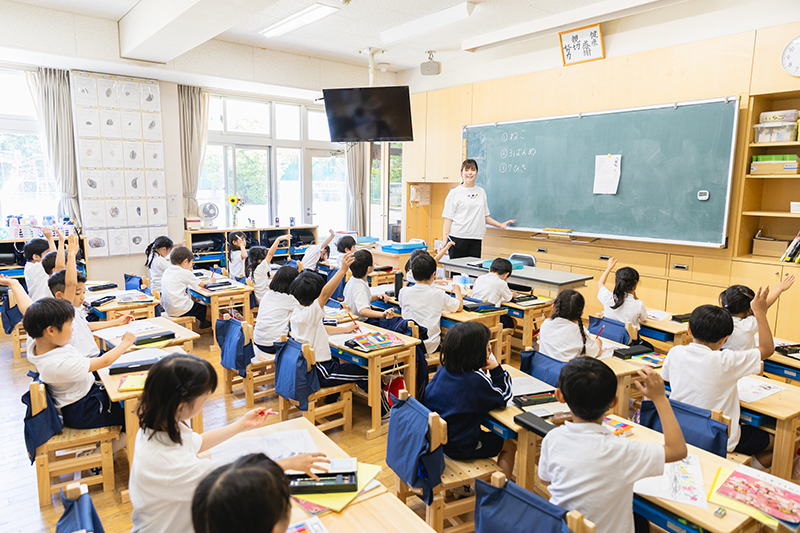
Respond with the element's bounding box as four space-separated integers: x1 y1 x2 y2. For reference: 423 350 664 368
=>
463 96 739 248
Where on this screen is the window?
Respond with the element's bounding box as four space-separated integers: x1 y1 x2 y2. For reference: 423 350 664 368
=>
276 148 301 224
388 143 403 242
0 69 57 223
308 110 330 142
226 99 270 135
275 104 300 140
368 141 403 241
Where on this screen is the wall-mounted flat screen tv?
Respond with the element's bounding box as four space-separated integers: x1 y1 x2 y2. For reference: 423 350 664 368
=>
323 86 413 142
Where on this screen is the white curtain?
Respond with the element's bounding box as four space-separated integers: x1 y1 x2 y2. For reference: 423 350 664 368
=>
178 85 209 217
345 142 369 234
26 68 82 228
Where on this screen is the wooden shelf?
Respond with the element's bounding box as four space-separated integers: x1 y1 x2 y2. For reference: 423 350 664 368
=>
746 174 800 179
749 141 800 148
742 211 800 218
734 254 800 267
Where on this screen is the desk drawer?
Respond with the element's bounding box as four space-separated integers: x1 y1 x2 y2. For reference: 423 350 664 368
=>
482 417 517 440
668 255 693 280
668 255 731 285
739 409 767 427
764 360 800 381
638 326 673 342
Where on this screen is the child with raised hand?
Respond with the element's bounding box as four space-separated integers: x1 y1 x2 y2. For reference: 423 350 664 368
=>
538 289 601 361
664 287 775 468
424 322 516 478
41 228 66 277
145 236 175 294
248 234 292 305
719 275 794 350
597 257 647 330
23 227 57 301
539 358 686 533
301 229 336 273
253 265 299 360
130 354 327 533
403 241 454 283
343 249 393 321
228 232 248 278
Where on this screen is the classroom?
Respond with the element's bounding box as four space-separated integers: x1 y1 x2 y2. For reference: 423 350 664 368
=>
2 0 800 532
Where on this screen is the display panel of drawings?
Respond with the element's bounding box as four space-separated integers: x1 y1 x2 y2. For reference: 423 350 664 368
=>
71 70 166 242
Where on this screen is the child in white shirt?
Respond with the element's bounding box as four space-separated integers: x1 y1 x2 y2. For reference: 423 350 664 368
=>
160 246 212 329
596 257 647 329
130 354 326 533
247 234 292 305
663 288 775 467
539 358 686 533
719 276 794 350
335 235 356 269
402 241 454 283
300 229 336 272
40 228 66 279
228 231 248 279
538 289 601 361
253 265 299 360
471 257 514 306
399 253 463 354
343 250 392 321
145 235 176 294
23 228 56 301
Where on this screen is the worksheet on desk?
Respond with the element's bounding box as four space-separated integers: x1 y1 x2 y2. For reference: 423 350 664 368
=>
634 454 707 509
369 283 394 297
646 309 671 321
737 376 785 403
93 321 162 342
210 429 318 466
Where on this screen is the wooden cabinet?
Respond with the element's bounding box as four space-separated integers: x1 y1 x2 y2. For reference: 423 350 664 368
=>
424 85 473 183
600 248 667 278
636 276 668 313
402 92 427 183
571 266 602 317
666 280 726 314
776 263 800 340
667 254 731 286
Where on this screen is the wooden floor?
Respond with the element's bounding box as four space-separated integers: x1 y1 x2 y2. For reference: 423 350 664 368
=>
0 332 427 533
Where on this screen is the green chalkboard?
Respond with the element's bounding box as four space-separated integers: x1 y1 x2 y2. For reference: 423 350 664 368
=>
464 97 739 247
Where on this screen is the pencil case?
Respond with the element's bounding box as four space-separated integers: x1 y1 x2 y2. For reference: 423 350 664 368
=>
671 313 691 323
90 295 116 307
87 283 118 292
513 393 556 407
613 345 651 359
134 331 176 346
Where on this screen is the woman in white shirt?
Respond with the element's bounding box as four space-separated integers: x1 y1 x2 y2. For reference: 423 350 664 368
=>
442 159 516 259
596 257 647 329
538 290 601 362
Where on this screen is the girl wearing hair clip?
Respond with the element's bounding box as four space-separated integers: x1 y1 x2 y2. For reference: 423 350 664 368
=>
129 354 329 533
719 276 794 351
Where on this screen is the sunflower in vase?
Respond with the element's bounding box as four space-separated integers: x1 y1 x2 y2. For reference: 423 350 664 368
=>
227 195 245 227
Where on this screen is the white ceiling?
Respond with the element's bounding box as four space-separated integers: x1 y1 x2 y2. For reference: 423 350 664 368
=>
9 0 614 70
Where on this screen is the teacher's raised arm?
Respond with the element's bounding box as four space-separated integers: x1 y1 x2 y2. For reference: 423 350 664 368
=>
442 159 515 259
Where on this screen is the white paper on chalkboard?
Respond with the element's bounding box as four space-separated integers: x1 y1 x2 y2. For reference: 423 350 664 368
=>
146 171 166 197
125 171 145 197
129 227 149 254
593 154 621 195
121 111 142 139
76 108 100 138
148 199 167 225
81 170 104 199
102 140 124 168
85 230 109 258
82 200 107 228
74 77 97 107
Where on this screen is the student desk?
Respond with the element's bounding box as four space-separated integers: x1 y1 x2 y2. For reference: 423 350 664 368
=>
369 248 415 272
94 317 200 352
501 298 553 353
97 347 204 466
440 256 593 294
639 314 691 353
189 270 255 353
366 268 399 287
84 288 160 320
328 323 420 440
762 337 800 387
608 415 757 533
203 417 436 533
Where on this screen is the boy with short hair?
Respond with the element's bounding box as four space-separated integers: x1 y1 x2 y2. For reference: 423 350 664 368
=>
335 235 357 269
301 229 336 272
23 228 57 301
41 228 66 277
539 358 687 533
662 286 775 468
399 253 463 354
471 257 515 306
160 246 212 328
343 250 392 321
48 233 131 358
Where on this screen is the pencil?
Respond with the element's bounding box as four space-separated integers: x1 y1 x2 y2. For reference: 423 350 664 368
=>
594 325 605 340
114 311 135 320
346 311 362 333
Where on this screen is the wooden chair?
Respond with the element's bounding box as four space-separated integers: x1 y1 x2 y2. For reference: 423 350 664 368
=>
276 335 355 432
223 319 275 408
246 278 258 316
9 289 28 359
152 289 196 335
30 382 121 507
488 473 596 533
393 390 500 533
710 409 752 466
407 320 441 378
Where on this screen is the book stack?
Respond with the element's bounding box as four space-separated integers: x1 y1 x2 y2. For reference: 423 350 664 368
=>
780 230 800 262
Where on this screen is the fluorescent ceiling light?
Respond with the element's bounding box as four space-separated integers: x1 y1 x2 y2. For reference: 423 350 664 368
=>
381 2 475 44
260 3 339 38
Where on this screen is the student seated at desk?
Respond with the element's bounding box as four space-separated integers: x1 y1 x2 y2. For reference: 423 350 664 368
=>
399 253 463 354
192 453 293 533
247 234 292 305
596 257 647 330
343 250 392 321
23 227 57 301
253 265 298 360
145 236 178 294
539 358 687 533
538 290 601 361
228 231 249 279
719 275 794 350
160 246 213 329
47 233 132 358
130 355 326 533
24 297 135 430
300 229 336 273
663 287 775 468
335 235 356 269
471 257 515 329
402 241 453 283
424 322 515 479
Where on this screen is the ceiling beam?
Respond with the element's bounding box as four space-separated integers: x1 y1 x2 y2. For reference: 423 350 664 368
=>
461 0 691 52
119 0 280 63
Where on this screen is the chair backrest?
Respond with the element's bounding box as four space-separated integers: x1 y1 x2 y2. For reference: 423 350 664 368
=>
519 349 566 388
23 381 64 463
509 253 536 267
386 390 446 505
124 273 142 291
273 336 320 411
1 288 23 334
56 482 106 533
215 318 254 378
326 298 342 309
640 399 728 457
326 268 345 301
588 315 631 345
476 473 594 533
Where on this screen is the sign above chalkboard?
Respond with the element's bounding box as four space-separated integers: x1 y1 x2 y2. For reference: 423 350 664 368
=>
558 23 605 66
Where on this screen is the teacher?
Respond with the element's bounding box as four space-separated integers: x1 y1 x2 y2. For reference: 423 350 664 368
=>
442 159 515 259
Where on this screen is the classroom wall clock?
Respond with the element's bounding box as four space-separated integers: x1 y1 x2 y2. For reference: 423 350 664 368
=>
782 35 800 76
